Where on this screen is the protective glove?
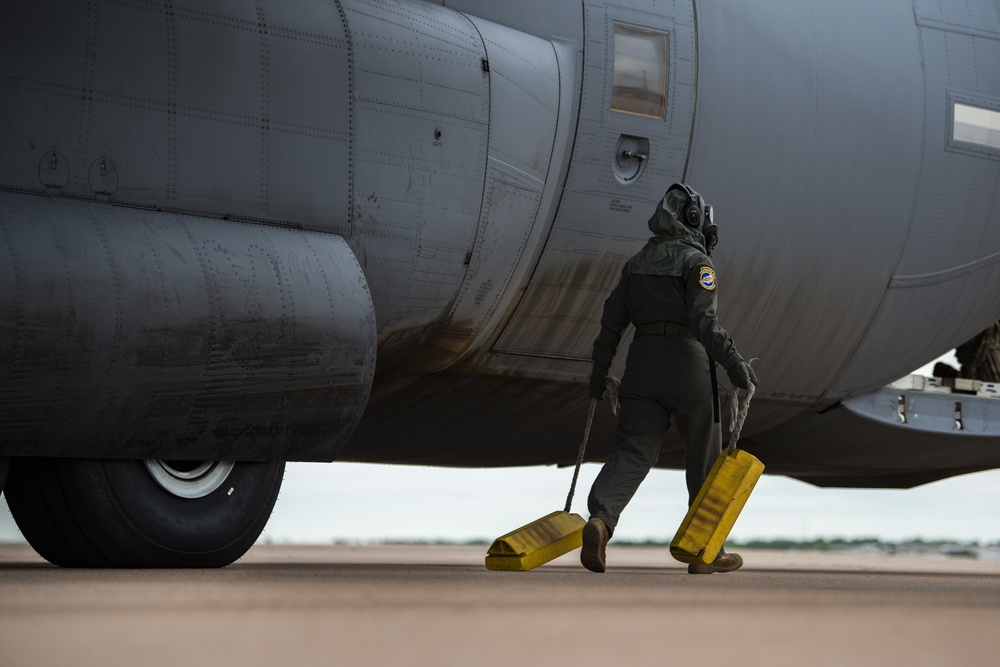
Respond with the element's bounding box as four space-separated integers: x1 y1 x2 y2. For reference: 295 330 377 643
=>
726 359 758 390
588 370 608 400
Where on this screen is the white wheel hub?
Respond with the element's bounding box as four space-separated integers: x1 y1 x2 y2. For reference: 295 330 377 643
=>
143 460 235 499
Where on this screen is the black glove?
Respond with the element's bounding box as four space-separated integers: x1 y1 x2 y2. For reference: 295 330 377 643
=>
726 359 758 390
588 371 608 400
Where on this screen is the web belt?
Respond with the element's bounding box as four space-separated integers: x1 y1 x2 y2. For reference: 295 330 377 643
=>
634 321 695 339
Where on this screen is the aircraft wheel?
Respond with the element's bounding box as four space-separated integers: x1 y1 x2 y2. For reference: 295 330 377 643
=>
4 457 284 567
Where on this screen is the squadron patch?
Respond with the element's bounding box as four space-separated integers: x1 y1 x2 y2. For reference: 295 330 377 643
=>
698 266 717 291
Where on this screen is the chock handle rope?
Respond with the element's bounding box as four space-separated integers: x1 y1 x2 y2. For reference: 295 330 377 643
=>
564 398 595 513
727 360 758 453
564 377 621 513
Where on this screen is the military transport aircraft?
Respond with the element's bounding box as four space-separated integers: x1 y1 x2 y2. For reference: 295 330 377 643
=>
1 0 999 567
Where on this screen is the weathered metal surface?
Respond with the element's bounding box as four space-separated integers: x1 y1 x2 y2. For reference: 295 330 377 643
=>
493 0 697 361
0 194 376 461
1 0 999 486
345 0 490 363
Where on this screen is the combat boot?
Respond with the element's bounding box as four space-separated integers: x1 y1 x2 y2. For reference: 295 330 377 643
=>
687 548 743 574
580 517 609 573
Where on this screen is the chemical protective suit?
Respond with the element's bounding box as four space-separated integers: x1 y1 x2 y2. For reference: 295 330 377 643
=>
580 183 757 574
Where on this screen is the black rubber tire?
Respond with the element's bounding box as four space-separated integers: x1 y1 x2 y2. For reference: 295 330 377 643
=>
0 456 9 494
4 457 284 568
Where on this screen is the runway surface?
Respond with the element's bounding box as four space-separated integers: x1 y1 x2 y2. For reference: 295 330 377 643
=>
2 543 999 666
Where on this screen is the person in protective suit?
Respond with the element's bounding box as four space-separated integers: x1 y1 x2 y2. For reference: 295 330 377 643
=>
581 183 758 575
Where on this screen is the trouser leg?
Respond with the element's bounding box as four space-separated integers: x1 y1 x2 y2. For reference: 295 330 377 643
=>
673 392 722 506
587 396 670 535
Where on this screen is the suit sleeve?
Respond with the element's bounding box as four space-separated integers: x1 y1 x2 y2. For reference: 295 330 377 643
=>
592 270 631 373
684 256 741 369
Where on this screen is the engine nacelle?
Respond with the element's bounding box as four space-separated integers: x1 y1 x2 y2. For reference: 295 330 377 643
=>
0 194 376 461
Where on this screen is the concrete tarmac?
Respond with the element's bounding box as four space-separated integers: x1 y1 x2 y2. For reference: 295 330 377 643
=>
2 543 999 667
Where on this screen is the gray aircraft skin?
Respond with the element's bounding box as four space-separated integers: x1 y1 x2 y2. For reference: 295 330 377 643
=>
2 0 999 566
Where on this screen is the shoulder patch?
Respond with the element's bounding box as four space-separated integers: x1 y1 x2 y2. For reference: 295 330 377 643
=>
698 266 717 291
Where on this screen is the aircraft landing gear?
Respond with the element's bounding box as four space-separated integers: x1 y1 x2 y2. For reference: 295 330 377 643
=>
4 457 284 567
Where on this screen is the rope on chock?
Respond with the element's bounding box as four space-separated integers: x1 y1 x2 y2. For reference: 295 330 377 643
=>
564 398 596 513
563 375 621 513
727 359 758 453
607 375 621 417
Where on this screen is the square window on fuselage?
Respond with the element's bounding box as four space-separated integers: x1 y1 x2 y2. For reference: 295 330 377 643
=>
610 24 668 119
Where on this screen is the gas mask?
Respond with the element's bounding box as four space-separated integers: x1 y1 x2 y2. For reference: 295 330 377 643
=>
703 204 718 256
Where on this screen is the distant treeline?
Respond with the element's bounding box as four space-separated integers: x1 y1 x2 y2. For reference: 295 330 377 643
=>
609 537 998 553
339 537 999 552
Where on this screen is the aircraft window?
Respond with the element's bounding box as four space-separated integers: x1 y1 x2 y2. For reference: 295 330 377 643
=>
610 25 668 119
953 102 1000 153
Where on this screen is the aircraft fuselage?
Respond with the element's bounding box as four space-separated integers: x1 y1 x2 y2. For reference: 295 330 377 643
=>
2 0 1000 487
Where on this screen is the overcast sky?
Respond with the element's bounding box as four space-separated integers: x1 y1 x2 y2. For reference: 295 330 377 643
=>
252 459 1000 545
3 354 998 547
3 459 998 545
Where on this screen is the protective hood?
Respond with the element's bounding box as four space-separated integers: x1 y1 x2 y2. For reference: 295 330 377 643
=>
627 185 708 277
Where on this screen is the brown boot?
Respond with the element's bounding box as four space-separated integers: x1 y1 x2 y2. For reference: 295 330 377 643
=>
580 517 609 573
687 549 743 574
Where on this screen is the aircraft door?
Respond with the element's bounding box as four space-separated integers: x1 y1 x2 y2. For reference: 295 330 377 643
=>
493 1 697 361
